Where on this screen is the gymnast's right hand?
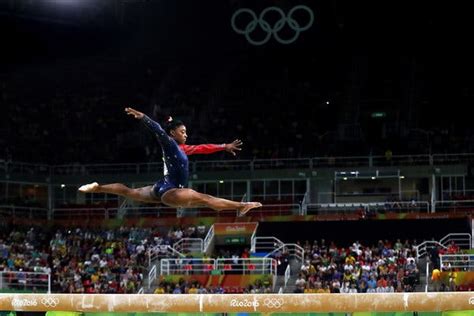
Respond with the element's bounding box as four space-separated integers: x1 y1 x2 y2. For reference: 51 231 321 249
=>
125 107 144 119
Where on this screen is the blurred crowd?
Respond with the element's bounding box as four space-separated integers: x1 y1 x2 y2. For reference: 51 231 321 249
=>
1 223 470 294
0 224 207 293
292 239 420 293
153 278 272 295
2 57 474 165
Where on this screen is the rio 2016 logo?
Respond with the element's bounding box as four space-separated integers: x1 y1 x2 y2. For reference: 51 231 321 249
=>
11 298 38 308
230 298 260 308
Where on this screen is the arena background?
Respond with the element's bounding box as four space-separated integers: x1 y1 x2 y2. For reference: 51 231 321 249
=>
1 0 474 315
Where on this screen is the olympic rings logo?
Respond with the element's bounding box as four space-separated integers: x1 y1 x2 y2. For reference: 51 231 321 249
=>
41 297 60 308
263 298 284 308
231 5 314 45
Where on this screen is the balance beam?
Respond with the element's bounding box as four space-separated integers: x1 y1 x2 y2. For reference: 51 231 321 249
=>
1 293 473 313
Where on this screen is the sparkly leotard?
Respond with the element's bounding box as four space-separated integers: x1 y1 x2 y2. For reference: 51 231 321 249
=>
141 115 225 198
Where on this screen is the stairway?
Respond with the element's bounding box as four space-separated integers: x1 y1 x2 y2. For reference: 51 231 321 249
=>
273 259 301 293
284 259 301 293
416 257 427 292
142 259 161 293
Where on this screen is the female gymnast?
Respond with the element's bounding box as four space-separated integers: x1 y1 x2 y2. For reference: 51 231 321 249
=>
78 107 262 216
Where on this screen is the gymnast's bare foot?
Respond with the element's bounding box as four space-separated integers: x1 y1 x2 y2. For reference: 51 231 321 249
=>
78 182 99 193
238 202 262 217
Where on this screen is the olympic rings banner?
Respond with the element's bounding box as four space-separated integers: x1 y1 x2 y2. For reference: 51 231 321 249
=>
231 5 314 45
1 293 474 313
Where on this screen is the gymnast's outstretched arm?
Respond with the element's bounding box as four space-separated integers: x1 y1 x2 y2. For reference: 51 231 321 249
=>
125 107 172 146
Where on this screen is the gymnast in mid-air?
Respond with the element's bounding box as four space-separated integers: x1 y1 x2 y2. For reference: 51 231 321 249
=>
79 107 262 216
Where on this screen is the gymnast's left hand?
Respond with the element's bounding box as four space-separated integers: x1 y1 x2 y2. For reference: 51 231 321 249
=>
125 107 144 119
225 139 243 156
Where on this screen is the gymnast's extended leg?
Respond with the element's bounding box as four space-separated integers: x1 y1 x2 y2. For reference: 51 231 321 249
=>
161 188 261 215
79 182 158 204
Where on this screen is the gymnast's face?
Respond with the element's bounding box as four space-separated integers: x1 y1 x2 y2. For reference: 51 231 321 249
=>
170 125 187 144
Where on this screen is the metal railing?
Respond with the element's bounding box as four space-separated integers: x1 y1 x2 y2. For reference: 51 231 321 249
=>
249 229 257 253
252 237 304 265
48 204 302 221
0 271 51 293
2 200 472 223
203 225 215 253
4 153 474 176
147 265 157 290
0 161 50 175
415 241 446 259
148 245 185 266
51 207 115 220
215 258 277 275
251 158 313 170
264 244 305 266
160 258 215 275
440 254 474 270
52 162 164 175
250 203 302 216
439 233 472 249
415 233 472 259
305 201 430 215
251 236 284 254
0 205 48 219
284 264 291 288
432 153 474 165
425 261 430 292
160 257 277 276
173 238 204 254
119 206 178 218
191 160 254 172
433 200 474 215
317 190 421 204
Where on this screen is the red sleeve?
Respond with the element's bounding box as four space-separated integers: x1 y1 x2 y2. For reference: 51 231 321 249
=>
179 144 226 155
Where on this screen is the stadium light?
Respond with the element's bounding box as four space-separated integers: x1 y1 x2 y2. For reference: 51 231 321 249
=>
43 0 94 10
46 0 82 4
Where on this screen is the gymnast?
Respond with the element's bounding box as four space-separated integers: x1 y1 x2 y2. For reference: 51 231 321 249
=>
79 107 262 216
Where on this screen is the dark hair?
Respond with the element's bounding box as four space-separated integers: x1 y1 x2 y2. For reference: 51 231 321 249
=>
164 117 184 134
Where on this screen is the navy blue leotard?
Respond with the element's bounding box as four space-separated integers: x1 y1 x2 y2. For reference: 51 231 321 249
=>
141 115 189 198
